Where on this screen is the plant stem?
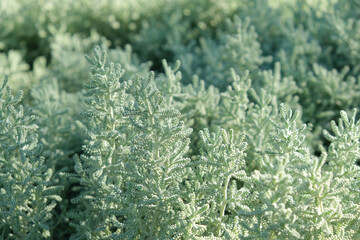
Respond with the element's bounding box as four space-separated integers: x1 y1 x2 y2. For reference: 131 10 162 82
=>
217 175 230 236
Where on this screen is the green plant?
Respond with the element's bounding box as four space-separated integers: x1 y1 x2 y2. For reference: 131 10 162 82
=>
1 1 360 239
0 76 61 239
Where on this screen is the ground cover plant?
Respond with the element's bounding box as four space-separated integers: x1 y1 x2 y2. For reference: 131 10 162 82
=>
1 0 360 239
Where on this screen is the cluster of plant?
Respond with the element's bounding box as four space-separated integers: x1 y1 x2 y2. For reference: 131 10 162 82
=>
1 0 360 239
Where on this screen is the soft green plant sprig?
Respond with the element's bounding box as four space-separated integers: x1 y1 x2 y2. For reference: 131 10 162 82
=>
0 75 61 239
285 109 360 239
242 88 276 172
322 109 360 236
302 64 360 126
193 127 247 238
175 193 210 239
68 46 132 239
256 62 300 108
218 69 252 132
157 59 222 159
323 109 360 177
69 47 195 239
30 78 82 172
268 103 308 158
122 70 193 239
30 78 84 238
293 151 357 239
155 59 183 108
239 104 308 239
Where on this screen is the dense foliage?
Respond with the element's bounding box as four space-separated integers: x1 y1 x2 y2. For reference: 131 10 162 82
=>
1 0 360 239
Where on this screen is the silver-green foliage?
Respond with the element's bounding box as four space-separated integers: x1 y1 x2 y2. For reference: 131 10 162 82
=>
175 16 270 90
122 71 192 239
68 47 132 239
69 47 194 239
68 48 360 239
194 127 247 238
2 0 360 238
0 75 61 239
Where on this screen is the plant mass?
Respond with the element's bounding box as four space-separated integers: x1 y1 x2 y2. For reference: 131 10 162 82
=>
1 0 360 239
